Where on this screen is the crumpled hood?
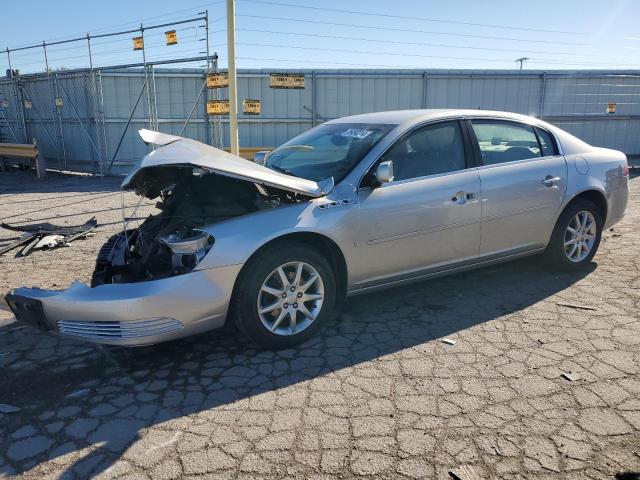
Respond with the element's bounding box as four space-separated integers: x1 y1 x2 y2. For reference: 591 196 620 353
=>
121 129 333 198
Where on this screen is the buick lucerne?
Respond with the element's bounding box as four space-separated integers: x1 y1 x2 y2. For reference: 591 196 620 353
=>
5 110 629 348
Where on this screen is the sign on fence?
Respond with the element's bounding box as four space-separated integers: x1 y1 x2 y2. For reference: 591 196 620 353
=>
132 37 144 51
607 103 617 114
165 30 178 45
269 73 305 89
207 99 229 115
243 99 261 115
207 73 229 89
23 100 32 109
55 98 63 108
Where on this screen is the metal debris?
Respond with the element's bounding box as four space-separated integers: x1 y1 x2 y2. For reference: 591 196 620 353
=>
442 338 457 346
556 302 597 311
562 371 580 382
0 233 36 255
0 217 97 257
18 236 41 257
1 217 97 236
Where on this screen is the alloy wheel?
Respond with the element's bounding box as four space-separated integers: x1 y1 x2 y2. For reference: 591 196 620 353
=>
563 210 597 263
257 261 325 336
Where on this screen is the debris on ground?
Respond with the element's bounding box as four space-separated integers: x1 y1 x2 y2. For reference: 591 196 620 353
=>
0 234 37 256
449 465 481 480
562 371 580 382
65 388 91 399
442 338 457 345
0 217 97 257
556 302 597 311
0 403 21 414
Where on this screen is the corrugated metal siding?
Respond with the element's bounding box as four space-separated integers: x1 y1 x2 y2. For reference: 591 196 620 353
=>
1 68 639 174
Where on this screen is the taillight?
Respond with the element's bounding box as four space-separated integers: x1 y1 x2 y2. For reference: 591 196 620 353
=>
623 162 629 177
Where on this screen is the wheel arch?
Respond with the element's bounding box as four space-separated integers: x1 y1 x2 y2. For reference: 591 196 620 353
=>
562 188 608 224
227 231 348 325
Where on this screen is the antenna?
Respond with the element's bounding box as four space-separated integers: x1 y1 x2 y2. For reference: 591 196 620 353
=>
515 57 530 70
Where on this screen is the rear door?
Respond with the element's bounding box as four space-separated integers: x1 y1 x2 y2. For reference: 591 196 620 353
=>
467 119 567 256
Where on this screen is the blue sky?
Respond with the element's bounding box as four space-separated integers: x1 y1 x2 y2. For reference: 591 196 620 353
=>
2 0 640 73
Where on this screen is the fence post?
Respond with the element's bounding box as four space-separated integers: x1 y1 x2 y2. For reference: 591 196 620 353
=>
539 72 547 118
96 71 108 163
311 70 317 127
7 49 28 143
422 71 428 109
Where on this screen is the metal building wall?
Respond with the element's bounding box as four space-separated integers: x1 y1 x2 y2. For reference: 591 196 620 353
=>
1 68 639 175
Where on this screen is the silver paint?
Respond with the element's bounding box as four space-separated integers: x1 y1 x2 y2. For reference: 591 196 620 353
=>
9 110 630 346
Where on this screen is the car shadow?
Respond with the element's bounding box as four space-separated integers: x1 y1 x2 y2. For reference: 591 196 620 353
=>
0 256 595 477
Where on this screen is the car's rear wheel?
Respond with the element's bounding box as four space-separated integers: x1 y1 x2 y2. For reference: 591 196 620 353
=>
233 242 336 349
545 199 603 271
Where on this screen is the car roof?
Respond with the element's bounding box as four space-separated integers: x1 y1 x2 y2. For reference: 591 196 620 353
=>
327 109 537 125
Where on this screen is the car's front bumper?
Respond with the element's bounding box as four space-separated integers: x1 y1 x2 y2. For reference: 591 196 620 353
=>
5 264 242 346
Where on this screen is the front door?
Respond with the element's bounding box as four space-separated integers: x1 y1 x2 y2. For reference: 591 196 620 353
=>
468 119 568 256
353 120 482 289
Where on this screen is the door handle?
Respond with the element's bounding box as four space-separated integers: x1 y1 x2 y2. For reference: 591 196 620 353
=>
541 175 561 186
451 191 473 204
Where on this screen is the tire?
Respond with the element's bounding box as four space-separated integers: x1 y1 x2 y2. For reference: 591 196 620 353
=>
233 242 337 349
544 199 603 271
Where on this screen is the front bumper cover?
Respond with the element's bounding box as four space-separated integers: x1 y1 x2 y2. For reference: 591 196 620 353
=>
5 264 242 346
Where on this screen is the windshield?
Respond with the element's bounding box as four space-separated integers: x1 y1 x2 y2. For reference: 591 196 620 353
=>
265 123 395 183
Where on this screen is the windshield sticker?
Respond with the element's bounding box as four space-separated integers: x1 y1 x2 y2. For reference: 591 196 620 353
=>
340 128 373 139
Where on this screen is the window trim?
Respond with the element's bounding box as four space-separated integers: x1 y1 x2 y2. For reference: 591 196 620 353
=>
358 119 474 188
533 126 559 157
466 118 561 168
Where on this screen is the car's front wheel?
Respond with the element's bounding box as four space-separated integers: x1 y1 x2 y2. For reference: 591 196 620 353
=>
233 242 337 349
545 199 603 271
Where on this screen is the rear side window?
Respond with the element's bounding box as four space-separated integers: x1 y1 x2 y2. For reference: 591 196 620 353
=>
535 128 558 157
471 120 542 165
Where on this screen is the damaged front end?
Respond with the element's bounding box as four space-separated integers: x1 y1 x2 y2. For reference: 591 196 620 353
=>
5 130 330 346
91 167 278 286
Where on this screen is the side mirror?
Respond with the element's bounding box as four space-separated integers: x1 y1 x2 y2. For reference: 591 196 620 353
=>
254 150 270 165
374 160 394 185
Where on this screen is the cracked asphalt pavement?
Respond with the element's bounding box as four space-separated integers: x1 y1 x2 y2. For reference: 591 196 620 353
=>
0 170 639 479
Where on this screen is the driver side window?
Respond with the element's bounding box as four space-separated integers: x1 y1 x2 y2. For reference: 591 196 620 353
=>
383 121 466 182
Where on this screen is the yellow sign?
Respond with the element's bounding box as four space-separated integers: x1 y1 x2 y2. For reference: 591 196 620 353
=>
133 36 144 51
207 72 229 89
54 98 63 108
269 73 305 89
207 99 229 115
165 30 178 46
607 103 616 114
243 99 261 115
24 100 32 109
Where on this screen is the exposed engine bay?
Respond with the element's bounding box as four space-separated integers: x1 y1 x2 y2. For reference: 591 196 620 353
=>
91 166 293 286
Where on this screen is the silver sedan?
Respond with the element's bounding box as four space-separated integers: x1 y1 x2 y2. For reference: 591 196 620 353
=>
6 109 629 348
